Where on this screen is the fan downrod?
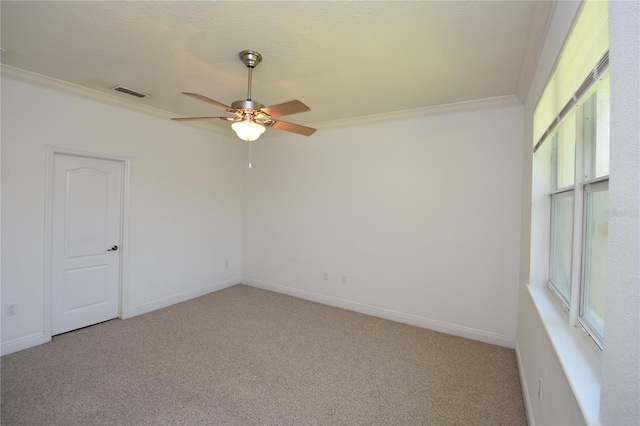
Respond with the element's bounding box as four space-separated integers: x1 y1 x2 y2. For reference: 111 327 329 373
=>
237 50 263 104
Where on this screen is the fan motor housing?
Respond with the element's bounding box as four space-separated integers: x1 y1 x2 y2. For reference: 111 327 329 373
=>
231 100 265 111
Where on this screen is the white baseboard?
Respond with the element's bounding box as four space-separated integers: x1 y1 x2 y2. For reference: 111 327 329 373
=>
515 341 536 426
2 278 240 356
1 332 51 356
242 277 515 348
125 277 241 319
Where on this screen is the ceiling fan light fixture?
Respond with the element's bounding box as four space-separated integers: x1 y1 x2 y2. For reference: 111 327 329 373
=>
172 50 316 138
231 118 266 141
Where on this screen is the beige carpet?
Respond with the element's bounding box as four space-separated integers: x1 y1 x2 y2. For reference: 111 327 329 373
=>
1 284 527 425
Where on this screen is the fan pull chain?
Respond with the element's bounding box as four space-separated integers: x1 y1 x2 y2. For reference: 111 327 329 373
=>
249 141 252 169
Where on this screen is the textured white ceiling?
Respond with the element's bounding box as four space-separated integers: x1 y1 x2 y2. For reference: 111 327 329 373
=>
1 1 547 128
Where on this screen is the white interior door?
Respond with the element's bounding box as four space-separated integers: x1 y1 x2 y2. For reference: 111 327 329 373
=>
51 154 122 335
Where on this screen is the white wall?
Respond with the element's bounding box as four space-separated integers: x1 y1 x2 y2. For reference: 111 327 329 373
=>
516 3 586 423
600 1 640 424
1 77 244 354
517 1 640 425
517 289 585 425
242 105 524 346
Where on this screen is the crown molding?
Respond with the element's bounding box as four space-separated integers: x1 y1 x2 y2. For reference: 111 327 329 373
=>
312 95 522 131
1 64 233 137
2 64 522 136
516 0 557 102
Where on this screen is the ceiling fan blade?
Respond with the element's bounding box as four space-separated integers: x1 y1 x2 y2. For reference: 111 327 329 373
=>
181 92 236 113
171 116 235 121
270 119 316 136
261 100 311 118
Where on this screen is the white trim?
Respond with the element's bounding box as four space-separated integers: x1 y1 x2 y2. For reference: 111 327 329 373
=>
580 175 609 187
1 333 51 356
242 277 515 348
515 341 536 426
0 64 232 137
527 284 601 425
312 95 522 131
578 179 609 349
125 277 240 319
43 149 54 340
119 159 132 319
570 103 587 327
2 64 521 133
516 1 557 102
1 65 172 118
44 147 131 339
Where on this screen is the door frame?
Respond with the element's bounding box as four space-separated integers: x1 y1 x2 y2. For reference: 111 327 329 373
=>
43 146 131 340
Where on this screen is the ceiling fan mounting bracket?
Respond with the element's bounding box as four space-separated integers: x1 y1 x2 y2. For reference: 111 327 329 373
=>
239 50 262 69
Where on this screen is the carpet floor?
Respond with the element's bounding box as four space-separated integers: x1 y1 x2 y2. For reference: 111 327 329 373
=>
2 284 527 425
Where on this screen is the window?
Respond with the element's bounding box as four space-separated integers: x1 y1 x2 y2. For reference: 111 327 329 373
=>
581 181 608 339
534 0 609 349
546 78 610 348
549 191 574 303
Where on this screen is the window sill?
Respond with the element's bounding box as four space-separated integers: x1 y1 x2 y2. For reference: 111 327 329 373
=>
527 284 602 425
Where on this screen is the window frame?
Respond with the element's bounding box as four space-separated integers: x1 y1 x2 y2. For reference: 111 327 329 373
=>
548 189 574 309
578 179 609 348
545 77 610 351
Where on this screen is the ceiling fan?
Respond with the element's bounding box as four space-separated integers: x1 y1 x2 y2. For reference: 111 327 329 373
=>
171 50 316 141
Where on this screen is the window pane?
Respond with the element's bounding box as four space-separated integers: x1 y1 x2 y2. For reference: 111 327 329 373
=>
533 0 609 145
554 113 576 189
550 193 574 302
582 187 608 338
594 75 610 178
582 73 610 181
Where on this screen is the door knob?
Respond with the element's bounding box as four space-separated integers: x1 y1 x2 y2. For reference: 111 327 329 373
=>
107 245 118 251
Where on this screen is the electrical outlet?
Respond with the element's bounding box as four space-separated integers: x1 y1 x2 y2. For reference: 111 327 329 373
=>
341 275 347 284
7 303 17 316
322 272 328 280
538 378 543 401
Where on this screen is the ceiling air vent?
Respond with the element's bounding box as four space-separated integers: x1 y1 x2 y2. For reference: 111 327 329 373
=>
110 85 149 98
